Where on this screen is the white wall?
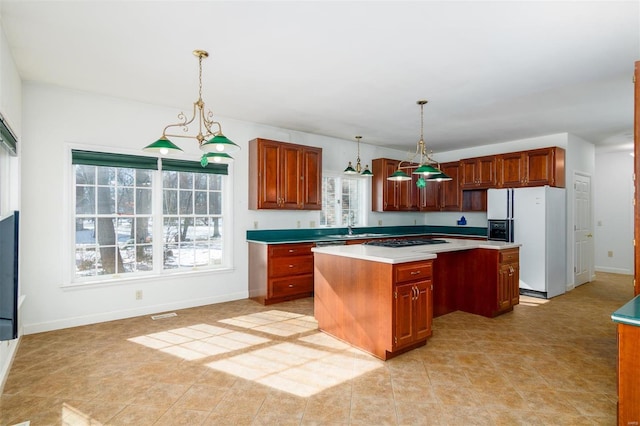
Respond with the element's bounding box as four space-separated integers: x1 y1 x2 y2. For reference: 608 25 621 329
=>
594 149 634 274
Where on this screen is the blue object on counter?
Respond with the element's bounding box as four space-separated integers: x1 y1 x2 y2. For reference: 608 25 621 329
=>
457 216 467 226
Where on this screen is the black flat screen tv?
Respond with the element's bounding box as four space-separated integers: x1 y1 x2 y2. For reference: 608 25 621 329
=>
0 210 19 341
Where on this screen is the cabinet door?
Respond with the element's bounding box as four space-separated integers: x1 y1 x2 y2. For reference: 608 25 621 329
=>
257 140 282 209
524 148 554 187
279 144 302 209
497 263 512 312
498 152 525 188
414 280 433 341
418 181 441 211
394 283 416 349
476 156 497 187
460 159 477 188
510 263 520 307
301 147 322 210
440 162 462 211
401 166 419 211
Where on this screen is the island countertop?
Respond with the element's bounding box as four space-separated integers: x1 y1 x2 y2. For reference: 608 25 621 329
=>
311 238 521 264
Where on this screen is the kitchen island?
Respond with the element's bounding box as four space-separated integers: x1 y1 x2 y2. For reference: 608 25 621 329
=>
312 238 520 360
611 296 640 424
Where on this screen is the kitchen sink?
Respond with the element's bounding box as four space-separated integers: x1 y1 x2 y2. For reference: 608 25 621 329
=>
325 233 390 239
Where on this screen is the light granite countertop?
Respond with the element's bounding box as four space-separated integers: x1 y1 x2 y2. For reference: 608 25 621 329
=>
311 238 521 264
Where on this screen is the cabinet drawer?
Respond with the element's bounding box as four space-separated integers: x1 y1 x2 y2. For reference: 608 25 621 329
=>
269 274 314 298
269 243 314 257
269 255 314 277
395 261 433 284
499 249 519 264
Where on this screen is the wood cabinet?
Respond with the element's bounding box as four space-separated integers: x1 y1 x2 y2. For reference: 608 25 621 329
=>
497 249 520 313
394 262 433 349
314 253 433 360
617 323 640 425
432 248 520 319
248 138 322 210
460 156 497 189
418 162 462 212
248 242 314 305
496 147 565 188
372 158 418 212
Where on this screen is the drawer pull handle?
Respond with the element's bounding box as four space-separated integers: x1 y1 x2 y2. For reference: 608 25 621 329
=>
410 271 421 275
289 264 295 268
289 249 295 253
288 284 294 288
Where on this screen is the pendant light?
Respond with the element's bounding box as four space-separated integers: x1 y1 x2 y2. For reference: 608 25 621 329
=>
344 136 373 177
143 50 239 166
387 100 450 184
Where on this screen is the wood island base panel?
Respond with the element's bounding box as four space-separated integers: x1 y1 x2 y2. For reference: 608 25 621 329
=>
314 253 433 361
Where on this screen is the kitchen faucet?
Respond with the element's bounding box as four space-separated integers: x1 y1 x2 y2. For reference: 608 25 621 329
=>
347 224 353 235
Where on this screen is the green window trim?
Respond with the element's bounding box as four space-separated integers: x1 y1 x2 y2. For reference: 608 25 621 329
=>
72 150 159 170
71 150 228 175
161 158 228 175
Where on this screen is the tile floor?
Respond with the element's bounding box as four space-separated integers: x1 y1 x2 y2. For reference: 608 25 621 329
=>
0 272 632 425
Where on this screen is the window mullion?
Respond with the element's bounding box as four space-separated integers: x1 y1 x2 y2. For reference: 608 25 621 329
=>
152 168 164 273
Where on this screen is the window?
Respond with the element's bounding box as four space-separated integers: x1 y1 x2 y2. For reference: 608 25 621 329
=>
72 150 228 281
320 175 365 227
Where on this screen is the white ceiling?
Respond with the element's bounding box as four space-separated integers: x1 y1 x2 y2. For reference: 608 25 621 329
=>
0 1 638 153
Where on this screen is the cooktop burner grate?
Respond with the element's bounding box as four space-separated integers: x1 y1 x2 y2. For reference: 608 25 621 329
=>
364 238 448 248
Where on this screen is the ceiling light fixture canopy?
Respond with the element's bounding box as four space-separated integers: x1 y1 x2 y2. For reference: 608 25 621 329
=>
344 136 373 177
387 100 450 185
143 50 239 166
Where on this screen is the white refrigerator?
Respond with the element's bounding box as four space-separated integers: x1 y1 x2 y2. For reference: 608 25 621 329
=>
487 186 566 298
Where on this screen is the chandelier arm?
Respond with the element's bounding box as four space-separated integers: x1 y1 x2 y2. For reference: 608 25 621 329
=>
162 101 200 139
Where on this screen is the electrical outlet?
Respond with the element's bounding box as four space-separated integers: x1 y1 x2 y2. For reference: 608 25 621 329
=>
297 220 301 228
378 220 382 226
253 221 258 229
310 221 315 228
608 251 613 258
136 290 143 300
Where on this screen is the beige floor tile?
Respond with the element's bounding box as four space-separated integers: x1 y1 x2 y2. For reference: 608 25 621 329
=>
2 272 631 424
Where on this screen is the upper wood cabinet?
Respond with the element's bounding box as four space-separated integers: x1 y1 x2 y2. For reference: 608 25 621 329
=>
417 162 462 212
249 138 322 210
496 147 565 188
372 158 418 212
460 156 497 189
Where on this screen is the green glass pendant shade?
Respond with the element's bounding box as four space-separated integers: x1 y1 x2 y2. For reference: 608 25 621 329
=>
413 163 440 175
143 137 183 155
344 162 357 174
388 169 412 181
427 171 453 182
200 134 241 153
200 152 234 166
360 167 373 177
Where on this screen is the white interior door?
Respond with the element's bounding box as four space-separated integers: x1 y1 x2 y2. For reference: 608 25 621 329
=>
574 174 592 286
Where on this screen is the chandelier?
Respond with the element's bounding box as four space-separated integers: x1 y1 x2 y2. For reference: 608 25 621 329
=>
387 100 451 187
143 50 239 166
344 135 373 176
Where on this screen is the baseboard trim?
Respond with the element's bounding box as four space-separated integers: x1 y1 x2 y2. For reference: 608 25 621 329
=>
22 292 248 335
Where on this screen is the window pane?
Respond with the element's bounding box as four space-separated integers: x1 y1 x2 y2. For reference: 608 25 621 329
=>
76 218 96 245
194 191 207 214
209 174 222 190
178 172 193 189
209 192 221 215
194 174 208 190
75 165 95 185
97 167 116 185
136 188 152 214
117 187 134 214
163 170 178 188
179 191 193 214
163 189 177 215
97 187 115 214
136 169 152 187
117 168 135 186
76 187 95 214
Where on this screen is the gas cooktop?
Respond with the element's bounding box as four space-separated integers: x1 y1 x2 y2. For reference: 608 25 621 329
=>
364 238 449 248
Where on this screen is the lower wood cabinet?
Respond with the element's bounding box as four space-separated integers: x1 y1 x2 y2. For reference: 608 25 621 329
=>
248 242 314 305
617 323 640 425
433 248 520 318
314 253 433 360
